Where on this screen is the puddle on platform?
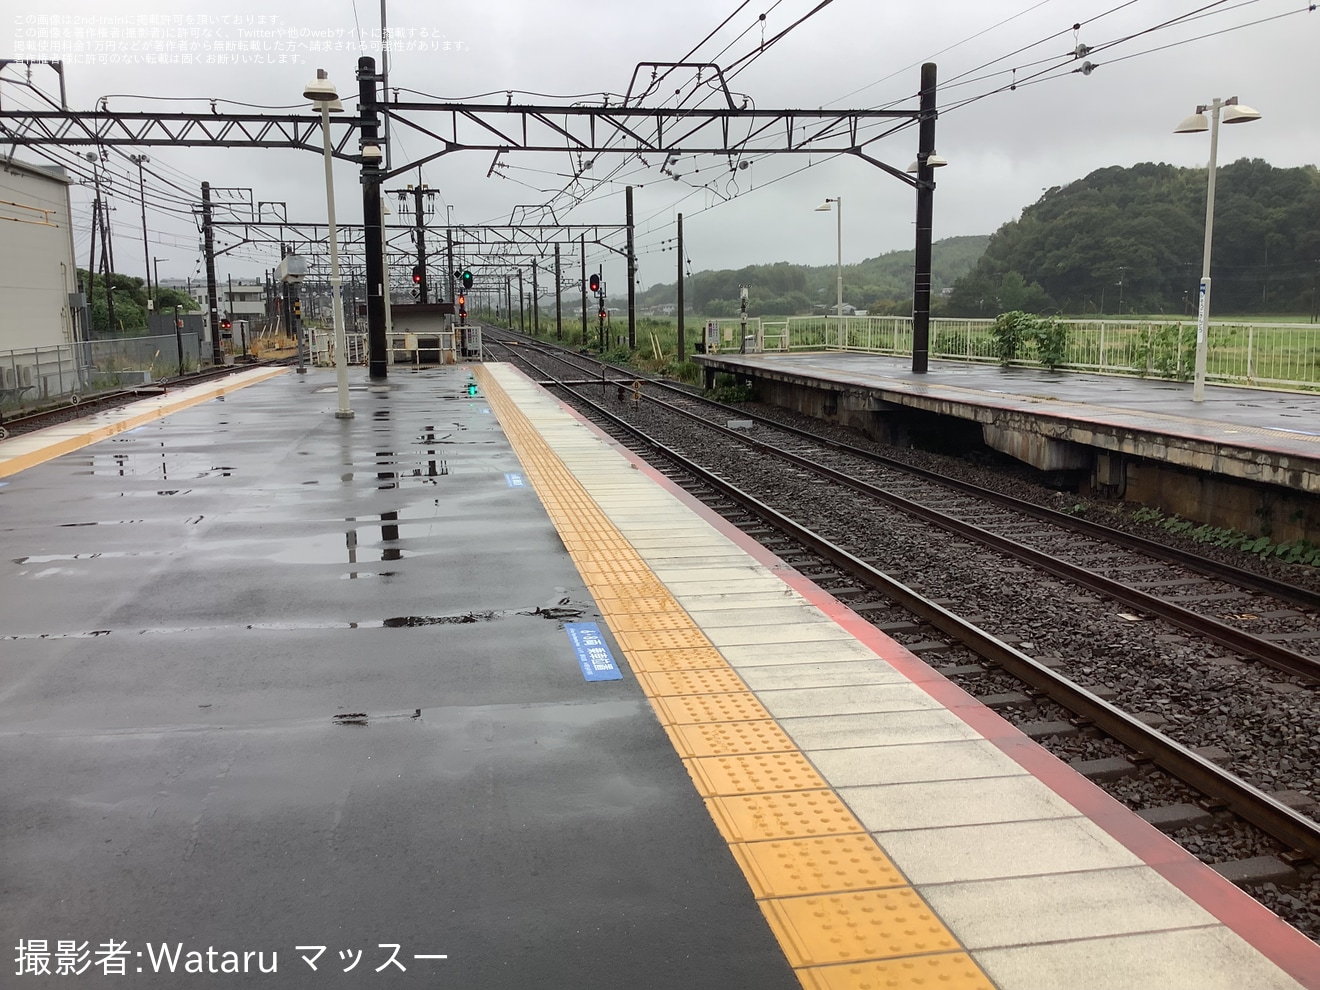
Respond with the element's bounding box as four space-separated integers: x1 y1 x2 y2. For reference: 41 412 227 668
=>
13 551 145 564
3 601 593 640
333 709 422 726
73 451 236 480
265 534 420 566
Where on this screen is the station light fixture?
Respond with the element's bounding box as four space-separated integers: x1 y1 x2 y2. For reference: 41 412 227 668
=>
1173 96 1261 402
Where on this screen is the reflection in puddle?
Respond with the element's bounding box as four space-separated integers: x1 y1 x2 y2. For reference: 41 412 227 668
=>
73 451 235 480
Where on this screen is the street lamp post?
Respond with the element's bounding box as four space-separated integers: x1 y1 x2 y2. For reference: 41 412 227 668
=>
815 197 843 346
1174 96 1261 401
303 69 354 419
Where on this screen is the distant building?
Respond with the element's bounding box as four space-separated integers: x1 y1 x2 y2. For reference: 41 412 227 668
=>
812 302 857 316
182 278 268 320
0 157 83 352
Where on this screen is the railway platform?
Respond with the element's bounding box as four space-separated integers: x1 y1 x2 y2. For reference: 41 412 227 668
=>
2 361 1318 989
693 351 1320 541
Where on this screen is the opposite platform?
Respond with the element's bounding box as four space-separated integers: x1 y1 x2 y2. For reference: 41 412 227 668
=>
693 351 1320 508
0 366 288 478
479 361 1320 990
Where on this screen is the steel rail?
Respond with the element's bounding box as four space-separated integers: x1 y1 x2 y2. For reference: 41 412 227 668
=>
517 333 1319 611
633 385 1320 681
494 333 1320 666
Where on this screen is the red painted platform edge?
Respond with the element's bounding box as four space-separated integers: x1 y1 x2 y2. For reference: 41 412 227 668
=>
499 365 1320 989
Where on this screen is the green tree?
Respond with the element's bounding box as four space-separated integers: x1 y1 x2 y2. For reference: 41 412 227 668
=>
947 160 1320 317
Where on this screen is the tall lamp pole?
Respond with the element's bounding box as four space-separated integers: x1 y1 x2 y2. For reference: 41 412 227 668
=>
1174 96 1261 401
303 69 354 419
815 197 843 345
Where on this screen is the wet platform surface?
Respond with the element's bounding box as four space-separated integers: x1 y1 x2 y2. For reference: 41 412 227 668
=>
6 362 1319 990
0 368 797 987
695 351 1320 469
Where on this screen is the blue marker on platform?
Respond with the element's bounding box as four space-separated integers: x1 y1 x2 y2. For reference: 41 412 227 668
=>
505 472 525 488
564 622 623 681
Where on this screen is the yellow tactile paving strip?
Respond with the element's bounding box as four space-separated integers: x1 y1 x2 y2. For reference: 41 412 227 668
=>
0 367 288 478
476 365 996 990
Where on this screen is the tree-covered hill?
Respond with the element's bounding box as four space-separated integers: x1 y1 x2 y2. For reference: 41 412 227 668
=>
945 159 1320 317
637 234 989 317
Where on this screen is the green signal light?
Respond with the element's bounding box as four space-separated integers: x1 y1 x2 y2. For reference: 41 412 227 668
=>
461 270 473 289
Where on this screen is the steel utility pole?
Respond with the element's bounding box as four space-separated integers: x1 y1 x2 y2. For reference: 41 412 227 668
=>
86 175 99 338
85 155 115 335
626 184 636 351
358 56 387 378
517 269 525 332
130 154 151 304
446 230 455 304
100 190 116 333
531 262 539 335
676 213 684 361
554 243 562 339
414 187 429 302
202 181 221 364
580 233 587 346
910 62 938 375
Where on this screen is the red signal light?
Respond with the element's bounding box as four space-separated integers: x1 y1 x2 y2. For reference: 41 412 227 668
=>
589 273 601 293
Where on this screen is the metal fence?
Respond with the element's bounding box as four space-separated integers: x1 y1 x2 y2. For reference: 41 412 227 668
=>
0 333 203 413
724 315 1320 391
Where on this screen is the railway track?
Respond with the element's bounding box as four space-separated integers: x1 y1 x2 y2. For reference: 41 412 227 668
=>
485 328 1320 901
492 331 1320 675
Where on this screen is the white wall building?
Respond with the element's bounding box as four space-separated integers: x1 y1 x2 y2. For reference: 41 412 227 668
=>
184 279 269 321
0 157 82 352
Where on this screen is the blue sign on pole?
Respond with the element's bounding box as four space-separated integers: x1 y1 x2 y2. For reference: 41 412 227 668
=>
564 622 623 681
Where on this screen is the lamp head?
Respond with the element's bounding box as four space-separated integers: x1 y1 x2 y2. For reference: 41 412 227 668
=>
360 143 383 162
1222 102 1261 124
303 69 339 103
1173 112 1209 134
906 152 948 173
814 201 833 212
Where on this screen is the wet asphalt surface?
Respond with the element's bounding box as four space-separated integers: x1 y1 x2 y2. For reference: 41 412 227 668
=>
1 367 799 989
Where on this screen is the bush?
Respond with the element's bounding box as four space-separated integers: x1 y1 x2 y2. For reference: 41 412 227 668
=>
706 372 755 403
989 311 1036 364
990 310 1070 369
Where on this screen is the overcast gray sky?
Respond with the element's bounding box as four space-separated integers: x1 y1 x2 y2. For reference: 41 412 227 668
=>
6 0 1318 291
